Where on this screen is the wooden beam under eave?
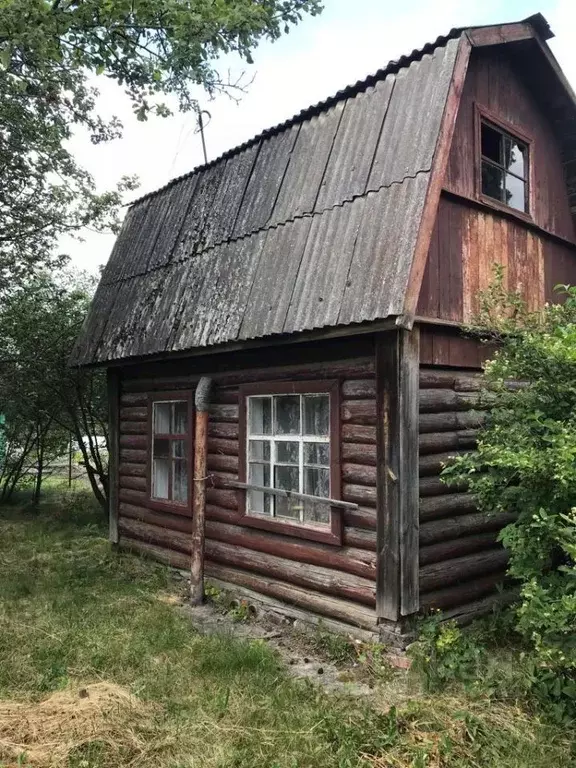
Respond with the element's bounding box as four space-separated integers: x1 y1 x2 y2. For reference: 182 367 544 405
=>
465 22 536 48
399 34 472 326
375 327 420 622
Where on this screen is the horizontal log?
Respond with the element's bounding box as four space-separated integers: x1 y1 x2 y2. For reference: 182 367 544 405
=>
342 484 376 507
419 369 483 391
419 533 501 566
420 548 509 593
341 442 377 466
419 411 485 434
341 424 377 445
119 462 147 478
120 448 147 464
120 420 147 436
420 493 477 521
420 389 482 414
206 539 376 606
420 571 507 611
206 487 238 511
206 519 376 579
341 380 376 399
418 430 477 455
207 437 239 456
120 536 189 568
120 434 147 449
420 512 516 546
342 463 376 487
419 476 468 497
210 403 238 422
211 389 239 405
343 506 377 531
120 502 193 531
205 563 377 630
207 453 239 474
119 475 147 492
341 400 376 426
206 576 379 642
208 422 239 440
120 392 148 407
419 451 467 476
343 527 377 551
120 406 148 421
119 487 147 505
442 590 518 626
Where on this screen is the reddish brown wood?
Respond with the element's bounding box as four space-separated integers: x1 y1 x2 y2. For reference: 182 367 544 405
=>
419 532 501 566
343 527 377 551
120 420 147 435
421 570 507 610
418 430 477 455
120 392 147 407
208 422 239 440
420 511 516 547
120 448 147 464
190 403 209 605
341 380 376 399
120 434 147 449
207 453 238 473
342 484 376 507
341 424 377 444
207 437 239 456
342 463 376 487
120 502 193 530
341 400 376 425
119 475 147 492
420 493 477 521
341 442 377 466
120 406 148 421
119 488 147 505
420 548 509 593
119 462 147 478
402 35 472 321
210 403 238 422
342 507 377 531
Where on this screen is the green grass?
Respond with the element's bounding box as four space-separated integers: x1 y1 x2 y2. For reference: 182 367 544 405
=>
0 492 574 767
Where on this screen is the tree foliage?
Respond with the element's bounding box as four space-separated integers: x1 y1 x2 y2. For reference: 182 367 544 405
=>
0 0 321 287
0 272 108 507
443 269 576 720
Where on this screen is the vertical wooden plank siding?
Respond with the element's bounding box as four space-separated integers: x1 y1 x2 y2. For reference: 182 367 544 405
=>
107 368 120 544
375 329 420 620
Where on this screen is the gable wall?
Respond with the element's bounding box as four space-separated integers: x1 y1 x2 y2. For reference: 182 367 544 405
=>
418 46 576 323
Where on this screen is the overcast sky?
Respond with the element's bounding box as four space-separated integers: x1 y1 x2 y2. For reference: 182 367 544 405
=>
63 0 576 273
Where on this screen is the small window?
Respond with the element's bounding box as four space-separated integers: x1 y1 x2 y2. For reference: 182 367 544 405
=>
246 393 332 526
480 120 528 213
151 400 189 505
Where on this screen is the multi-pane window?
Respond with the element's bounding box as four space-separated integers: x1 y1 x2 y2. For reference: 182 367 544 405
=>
246 393 331 526
480 120 529 213
151 400 189 504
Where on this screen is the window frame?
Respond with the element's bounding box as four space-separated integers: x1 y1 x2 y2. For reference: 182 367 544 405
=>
147 391 194 514
474 104 533 221
238 380 342 546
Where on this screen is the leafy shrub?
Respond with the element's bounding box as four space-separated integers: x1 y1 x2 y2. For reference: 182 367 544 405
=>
441 270 576 720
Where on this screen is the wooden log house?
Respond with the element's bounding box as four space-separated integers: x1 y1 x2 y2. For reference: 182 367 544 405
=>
71 14 576 644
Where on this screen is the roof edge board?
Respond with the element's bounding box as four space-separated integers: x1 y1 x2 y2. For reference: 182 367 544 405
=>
400 34 473 324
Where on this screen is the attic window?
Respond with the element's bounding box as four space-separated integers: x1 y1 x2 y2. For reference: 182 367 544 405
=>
480 120 529 213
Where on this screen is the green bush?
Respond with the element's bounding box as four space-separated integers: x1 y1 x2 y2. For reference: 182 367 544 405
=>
441 270 576 721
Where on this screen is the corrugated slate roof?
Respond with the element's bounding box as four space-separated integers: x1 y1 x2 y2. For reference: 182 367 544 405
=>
71 15 558 366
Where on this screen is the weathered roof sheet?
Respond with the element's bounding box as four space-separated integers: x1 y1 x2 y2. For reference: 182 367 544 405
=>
70 14 562 366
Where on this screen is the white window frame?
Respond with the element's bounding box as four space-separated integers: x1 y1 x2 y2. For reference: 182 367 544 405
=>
246 393 331 525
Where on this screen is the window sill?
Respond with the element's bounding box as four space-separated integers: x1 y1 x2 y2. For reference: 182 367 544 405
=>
477 193 533 225
239 510 343 546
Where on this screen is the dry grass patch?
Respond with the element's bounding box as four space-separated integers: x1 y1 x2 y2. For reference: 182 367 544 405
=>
0 682 156 767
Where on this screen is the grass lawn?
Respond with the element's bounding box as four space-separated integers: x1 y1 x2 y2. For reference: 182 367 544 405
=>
0 489 574 767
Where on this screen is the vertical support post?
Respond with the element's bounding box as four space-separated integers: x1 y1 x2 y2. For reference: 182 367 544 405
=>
68 433 73 488
190 377 212 605
107 368 120 545
375 327 420 621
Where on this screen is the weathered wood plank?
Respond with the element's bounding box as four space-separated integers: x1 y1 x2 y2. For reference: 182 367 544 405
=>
420 511 516 546
120 406 148 421
419 411 485 434
341 400 377 425
418 430 477 454
419 369 483 391
119 462 147 478
207 437 239 456
341 424 377 445
420 493 477 521
119 475 147 492
420 571 507 610
120 420 147 435
420 548 509 593
341 442 377 466
342 463 376 487
419 475 468 496
341 380 377 399
119 448 147 464
419 533 500 566
119 434 147 449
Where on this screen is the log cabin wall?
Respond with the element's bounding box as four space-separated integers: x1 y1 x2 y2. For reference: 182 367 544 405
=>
418 46 576 323
418 361 513 624
114 337 380 634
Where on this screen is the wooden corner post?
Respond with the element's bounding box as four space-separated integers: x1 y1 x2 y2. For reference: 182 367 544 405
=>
376 327 420 622
107 368 120 545
190 377 212 605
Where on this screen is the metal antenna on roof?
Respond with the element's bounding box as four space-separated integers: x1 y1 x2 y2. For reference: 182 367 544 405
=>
195 107 211 164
